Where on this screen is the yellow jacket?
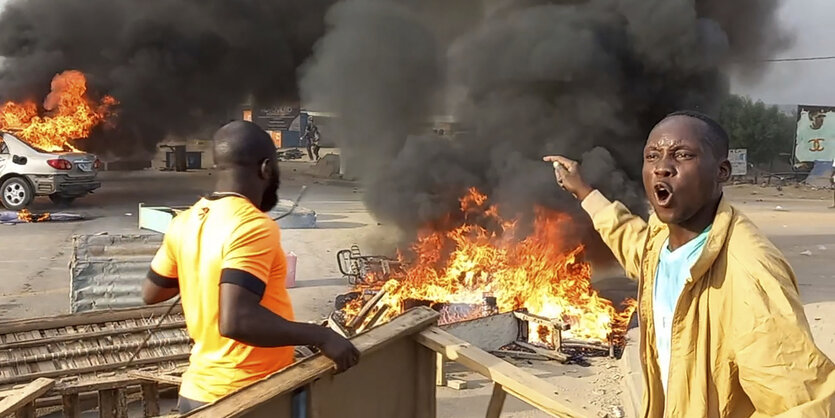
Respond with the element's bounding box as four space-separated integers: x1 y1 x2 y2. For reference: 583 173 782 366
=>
581 190 835 417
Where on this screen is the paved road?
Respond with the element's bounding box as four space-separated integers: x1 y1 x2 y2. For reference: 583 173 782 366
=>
0 168 377 320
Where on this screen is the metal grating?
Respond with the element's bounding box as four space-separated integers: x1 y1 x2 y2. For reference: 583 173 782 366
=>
0 305 190 391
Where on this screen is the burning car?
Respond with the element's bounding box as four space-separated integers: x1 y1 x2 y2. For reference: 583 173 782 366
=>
0 132 101 210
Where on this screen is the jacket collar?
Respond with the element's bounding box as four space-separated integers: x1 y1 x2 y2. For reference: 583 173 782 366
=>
645 194 734 281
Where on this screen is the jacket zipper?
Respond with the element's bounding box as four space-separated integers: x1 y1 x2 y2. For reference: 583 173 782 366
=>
664 262 708 416
638 228 654 418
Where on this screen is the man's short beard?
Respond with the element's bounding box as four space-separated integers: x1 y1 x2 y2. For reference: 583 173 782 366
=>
259 176 279 212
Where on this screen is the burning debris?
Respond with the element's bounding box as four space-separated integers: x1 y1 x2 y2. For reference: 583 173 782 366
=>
337 244 404 285
16 209 49 223
0 210 84 224
0 71 117 152
334 188 636 350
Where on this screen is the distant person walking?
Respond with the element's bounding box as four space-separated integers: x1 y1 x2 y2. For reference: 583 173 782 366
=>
830 159 835 208
302 118 321 162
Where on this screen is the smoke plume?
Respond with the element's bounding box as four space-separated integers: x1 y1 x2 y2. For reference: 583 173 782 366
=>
0 0 790 246
300 0 789 239
0 0 335 156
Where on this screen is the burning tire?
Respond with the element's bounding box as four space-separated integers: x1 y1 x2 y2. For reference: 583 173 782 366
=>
1 177 33 210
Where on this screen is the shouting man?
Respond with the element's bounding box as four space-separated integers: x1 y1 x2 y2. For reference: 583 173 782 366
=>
545 111 835 416
142 121 359 413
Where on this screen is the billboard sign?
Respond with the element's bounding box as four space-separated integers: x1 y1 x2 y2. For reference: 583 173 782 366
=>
252 103 300 131
728 149 747 176
795 105 835 163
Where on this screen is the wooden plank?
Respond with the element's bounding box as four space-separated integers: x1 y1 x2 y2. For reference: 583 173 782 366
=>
0 321 186 350
99 389 117 418
36 387 146 410
187 307 440 418
415 345 436 418
416 327 588 418
441 312 519 352
308 339 420 418
354 304 389 333
0 334 190 368
141 383 160 417
0 305 184 334
514 341 568 363
447 379 467 390
55 371 183 395
485 383 507 418
13 402 34 418
129 371 182 386
0 353 190 387
61 394 80 418
346 289 387 329
0 378 55 415
491 350 549 361
513 311 569 331
116 389 128 418
435 353 446 386
326 313 350 338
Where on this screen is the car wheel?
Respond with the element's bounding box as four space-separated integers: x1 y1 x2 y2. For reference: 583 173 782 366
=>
1 177 33 210
49 194 76 207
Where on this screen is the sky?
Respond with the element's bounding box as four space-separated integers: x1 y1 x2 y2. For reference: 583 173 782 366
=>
0 0 828 106
730 0 835 106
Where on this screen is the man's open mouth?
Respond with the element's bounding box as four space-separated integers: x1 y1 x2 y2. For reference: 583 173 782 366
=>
653 183 673 207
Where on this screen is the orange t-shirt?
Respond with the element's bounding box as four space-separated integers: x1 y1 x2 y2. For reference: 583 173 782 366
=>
151 196 295 403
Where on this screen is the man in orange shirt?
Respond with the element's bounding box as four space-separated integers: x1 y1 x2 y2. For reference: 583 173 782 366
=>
142 121 359 413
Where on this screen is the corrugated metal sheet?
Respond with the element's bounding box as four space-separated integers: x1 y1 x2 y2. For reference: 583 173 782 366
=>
70 234 161 313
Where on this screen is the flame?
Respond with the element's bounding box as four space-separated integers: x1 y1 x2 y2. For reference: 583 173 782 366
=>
0 70 117 152
345 188 636 344
17 209 50 223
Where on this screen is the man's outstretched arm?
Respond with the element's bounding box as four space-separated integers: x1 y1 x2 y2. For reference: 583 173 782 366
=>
218 270 359 372
543 155 649 279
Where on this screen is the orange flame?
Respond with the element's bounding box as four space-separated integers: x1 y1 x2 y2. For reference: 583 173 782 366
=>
346 188 636 343
0 70 117 152
17 209 50 223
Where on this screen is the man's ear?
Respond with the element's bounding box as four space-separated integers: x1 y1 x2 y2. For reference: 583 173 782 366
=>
718 159 732 183
259 158 271 180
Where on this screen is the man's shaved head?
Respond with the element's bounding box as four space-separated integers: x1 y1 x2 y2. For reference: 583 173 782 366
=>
213 121 276 167
212 120 280 212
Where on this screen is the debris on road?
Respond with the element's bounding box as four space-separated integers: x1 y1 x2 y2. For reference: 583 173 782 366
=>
0 210 84 224
800 250 813 256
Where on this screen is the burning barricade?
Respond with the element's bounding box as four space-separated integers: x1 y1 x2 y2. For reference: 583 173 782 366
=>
330 188 636 361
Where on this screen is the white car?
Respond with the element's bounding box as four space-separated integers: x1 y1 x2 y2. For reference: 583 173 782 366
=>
0 132 101 210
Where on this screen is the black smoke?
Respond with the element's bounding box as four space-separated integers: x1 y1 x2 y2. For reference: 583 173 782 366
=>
300 0 790 241
0 0 335 156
